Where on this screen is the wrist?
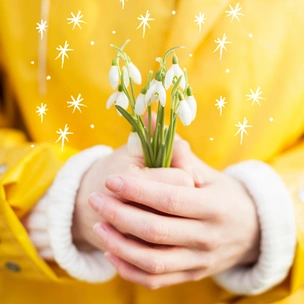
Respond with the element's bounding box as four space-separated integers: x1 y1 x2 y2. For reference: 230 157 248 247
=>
236 180 261 266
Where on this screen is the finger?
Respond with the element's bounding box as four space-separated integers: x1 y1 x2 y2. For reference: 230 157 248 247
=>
94 223 209 274
136 166 194 187
89 193 205 246
105 174 213 218
171 139 218 187
104 252 205 290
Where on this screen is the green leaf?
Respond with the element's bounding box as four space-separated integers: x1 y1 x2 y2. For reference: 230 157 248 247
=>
115 105 152 167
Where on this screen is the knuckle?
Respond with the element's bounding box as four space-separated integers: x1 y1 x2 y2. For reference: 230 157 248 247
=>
129 183 144 202
182 174 195 187
143 222 170 243
145 258 166 274
195 232 220 252
161 188 185 214
107 242 121 256
106 207 119 223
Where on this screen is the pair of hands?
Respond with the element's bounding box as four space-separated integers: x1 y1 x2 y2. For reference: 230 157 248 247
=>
74 140 260 289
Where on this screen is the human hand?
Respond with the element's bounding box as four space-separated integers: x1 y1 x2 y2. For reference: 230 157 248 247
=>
72 144 194 251
89 140 260 289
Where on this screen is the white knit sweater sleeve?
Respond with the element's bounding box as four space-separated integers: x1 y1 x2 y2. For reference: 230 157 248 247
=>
25 145 116 283
213 160 296 295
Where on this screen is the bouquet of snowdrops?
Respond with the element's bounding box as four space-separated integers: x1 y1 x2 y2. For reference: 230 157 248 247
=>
107 40 197 168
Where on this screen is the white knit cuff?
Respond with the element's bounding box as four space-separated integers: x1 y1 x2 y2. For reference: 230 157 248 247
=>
26 145 117 283
213 160 296 295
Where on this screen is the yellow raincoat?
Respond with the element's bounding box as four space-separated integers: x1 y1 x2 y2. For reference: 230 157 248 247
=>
1 0 304 303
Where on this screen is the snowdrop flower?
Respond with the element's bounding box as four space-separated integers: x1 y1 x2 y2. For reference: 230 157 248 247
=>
128 62 142 85
145 73 166 106
127 132 142 157
178 94 192 126
106 84 128 115
135 88 147 115
165 55 185 90
186 87 197 122
108 60 119 89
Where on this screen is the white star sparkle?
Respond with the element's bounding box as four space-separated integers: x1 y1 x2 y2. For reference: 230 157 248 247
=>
67 10 87 30
194 12 206 32
67 94 87 113
215 96 227 116
55 41 73 68
234 117 252 145
214 33 232 60
246 87 266 106
36 103 48 122
136 10 154 38
36 20 48 39
225 3 245 22
55 124 73 151
120 0 127 9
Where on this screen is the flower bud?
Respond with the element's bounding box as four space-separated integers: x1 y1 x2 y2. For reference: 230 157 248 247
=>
127 132 142 157
178 100 192 126
108 60 119 89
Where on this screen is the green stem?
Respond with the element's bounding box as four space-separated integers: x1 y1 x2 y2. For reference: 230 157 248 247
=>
115 105 152 167
148 105 152 139
164 113 177 167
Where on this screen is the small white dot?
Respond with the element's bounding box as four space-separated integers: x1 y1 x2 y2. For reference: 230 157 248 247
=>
172 10 176 15
210 138 214 141
112 30 116 34
46 76 51 80
31 61 35 65
269 117 274 122
249 33 253 38
90 41 95 45
189 54 193 57
31 144 35 148
90 124 95 129
225 69 230 73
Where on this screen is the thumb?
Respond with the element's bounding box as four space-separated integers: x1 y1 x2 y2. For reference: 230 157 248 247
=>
171 138 217 187
143 112 157 135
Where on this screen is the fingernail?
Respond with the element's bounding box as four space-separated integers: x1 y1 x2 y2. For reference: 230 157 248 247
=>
93 223 108 239
89 193 104 211
106 175 124 191
104 252 118 267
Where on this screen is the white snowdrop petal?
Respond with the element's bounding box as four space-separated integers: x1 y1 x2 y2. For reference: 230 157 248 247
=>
128 62 142 85
127 132 142 157
158 83 167 107
106 92 118 109
135 94 147 115
116 92 129 110
150 79 157 86
145 83 156 102
109 66 119 89
164 66 175 90
174 65 186 89
180 75 186 90
186 96 197 121
178 100 192 126
174 64 183 76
